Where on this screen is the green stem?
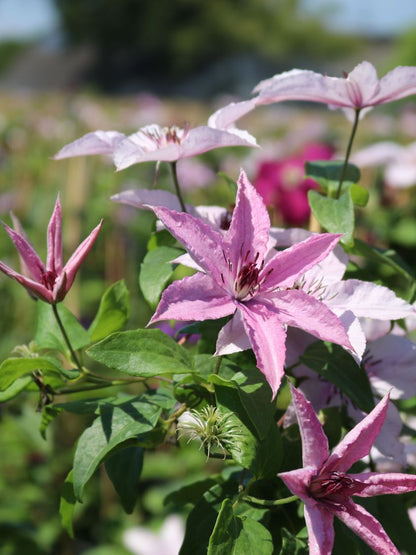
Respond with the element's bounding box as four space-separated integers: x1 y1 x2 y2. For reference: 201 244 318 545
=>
243 494 298 507
170 161 187 212
53 378 142 395
336 108 361 199
52 303 83 373
213 355 223 375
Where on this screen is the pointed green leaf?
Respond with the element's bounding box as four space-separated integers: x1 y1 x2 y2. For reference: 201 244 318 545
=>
87 329 194 377
88 280 130 342
349 184 369 207
60 470 77 539
208 498 273 555
279 528 308 554
0 375 33 401
73 397 162 501
300 341 374 413
35 302 90 353
105 446 144 513
0 356 61 390
139 246 183 309
308 190 355 247
305 160 360 195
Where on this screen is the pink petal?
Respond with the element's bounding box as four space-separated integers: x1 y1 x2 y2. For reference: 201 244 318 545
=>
263 233 341 290
0 261 52 302
279 466 318 503
336 501 400 554
1 221 44 281
376 65 416 104
46 196 63 274
151 206 227 284
238 300 287 397
62 220 103 291
290 385 329 468
225 170 271 271
254 68 351 108
54 130 125 159
208 99 257 129
111 188 188 212
149 273 235 325
345 61 380 106
215 310 251 355
322 394 390 473
304 504 335 555
324 280 413 320
366 334 416 400
114 138 180 168
266 289 353 352
350 471 416 497
183 126 257 154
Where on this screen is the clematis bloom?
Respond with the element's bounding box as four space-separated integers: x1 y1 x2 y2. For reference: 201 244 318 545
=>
280 386 416 555
54 100 257 170
0 196 102 304
148 169 353 397
253 61 416 121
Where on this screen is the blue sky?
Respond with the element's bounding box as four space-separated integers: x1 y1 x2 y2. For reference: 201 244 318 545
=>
1 0 416 42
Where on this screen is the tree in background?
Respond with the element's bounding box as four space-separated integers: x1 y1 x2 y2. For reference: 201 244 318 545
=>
53 0 360 94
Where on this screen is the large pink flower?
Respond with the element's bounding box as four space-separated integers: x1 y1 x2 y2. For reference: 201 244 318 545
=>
253 61 416 120
0 196 102 304
280 386 416 555
148 170 353 397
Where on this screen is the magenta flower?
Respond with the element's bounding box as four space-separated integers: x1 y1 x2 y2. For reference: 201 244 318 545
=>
0 196 102 304
148 170 353 397
254 61 416 120
280 386 416 555
54 101 257 170
254 143 334 225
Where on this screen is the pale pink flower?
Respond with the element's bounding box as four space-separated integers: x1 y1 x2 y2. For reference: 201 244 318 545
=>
352 141 416 188
148 169 353 397
254 61 416 121
0 196 102 304
280 386 416 555
123 515 184 555
54 101 257 170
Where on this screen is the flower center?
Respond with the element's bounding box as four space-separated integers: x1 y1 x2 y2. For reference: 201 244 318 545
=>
141 124 189 149
309 471 366 508
41 270 57 291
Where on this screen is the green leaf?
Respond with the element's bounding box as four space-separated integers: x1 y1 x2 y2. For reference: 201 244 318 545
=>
279 528 308 554
87 329 194 377
105 446 144 513
60 470 77 538
305 160 360 195
308 190 354 247
35 302 90 353
40 405 62 440
349 184 369 207
348 239 415 282
88 280 130 342
0 356 61 391
147 228 179 250
211 369 282 478
208 498 273 555
73 397 162 501
139 246 183 309
0 375 33 401
180 481 238 555
300 342 374 413
165 478 218 507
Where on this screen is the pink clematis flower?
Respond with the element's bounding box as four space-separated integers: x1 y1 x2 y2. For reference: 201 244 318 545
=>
54 100 257 170
280 386 416 555
148 169 353 397
253 61 416 121
0 196 102 304
254 143 334 225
